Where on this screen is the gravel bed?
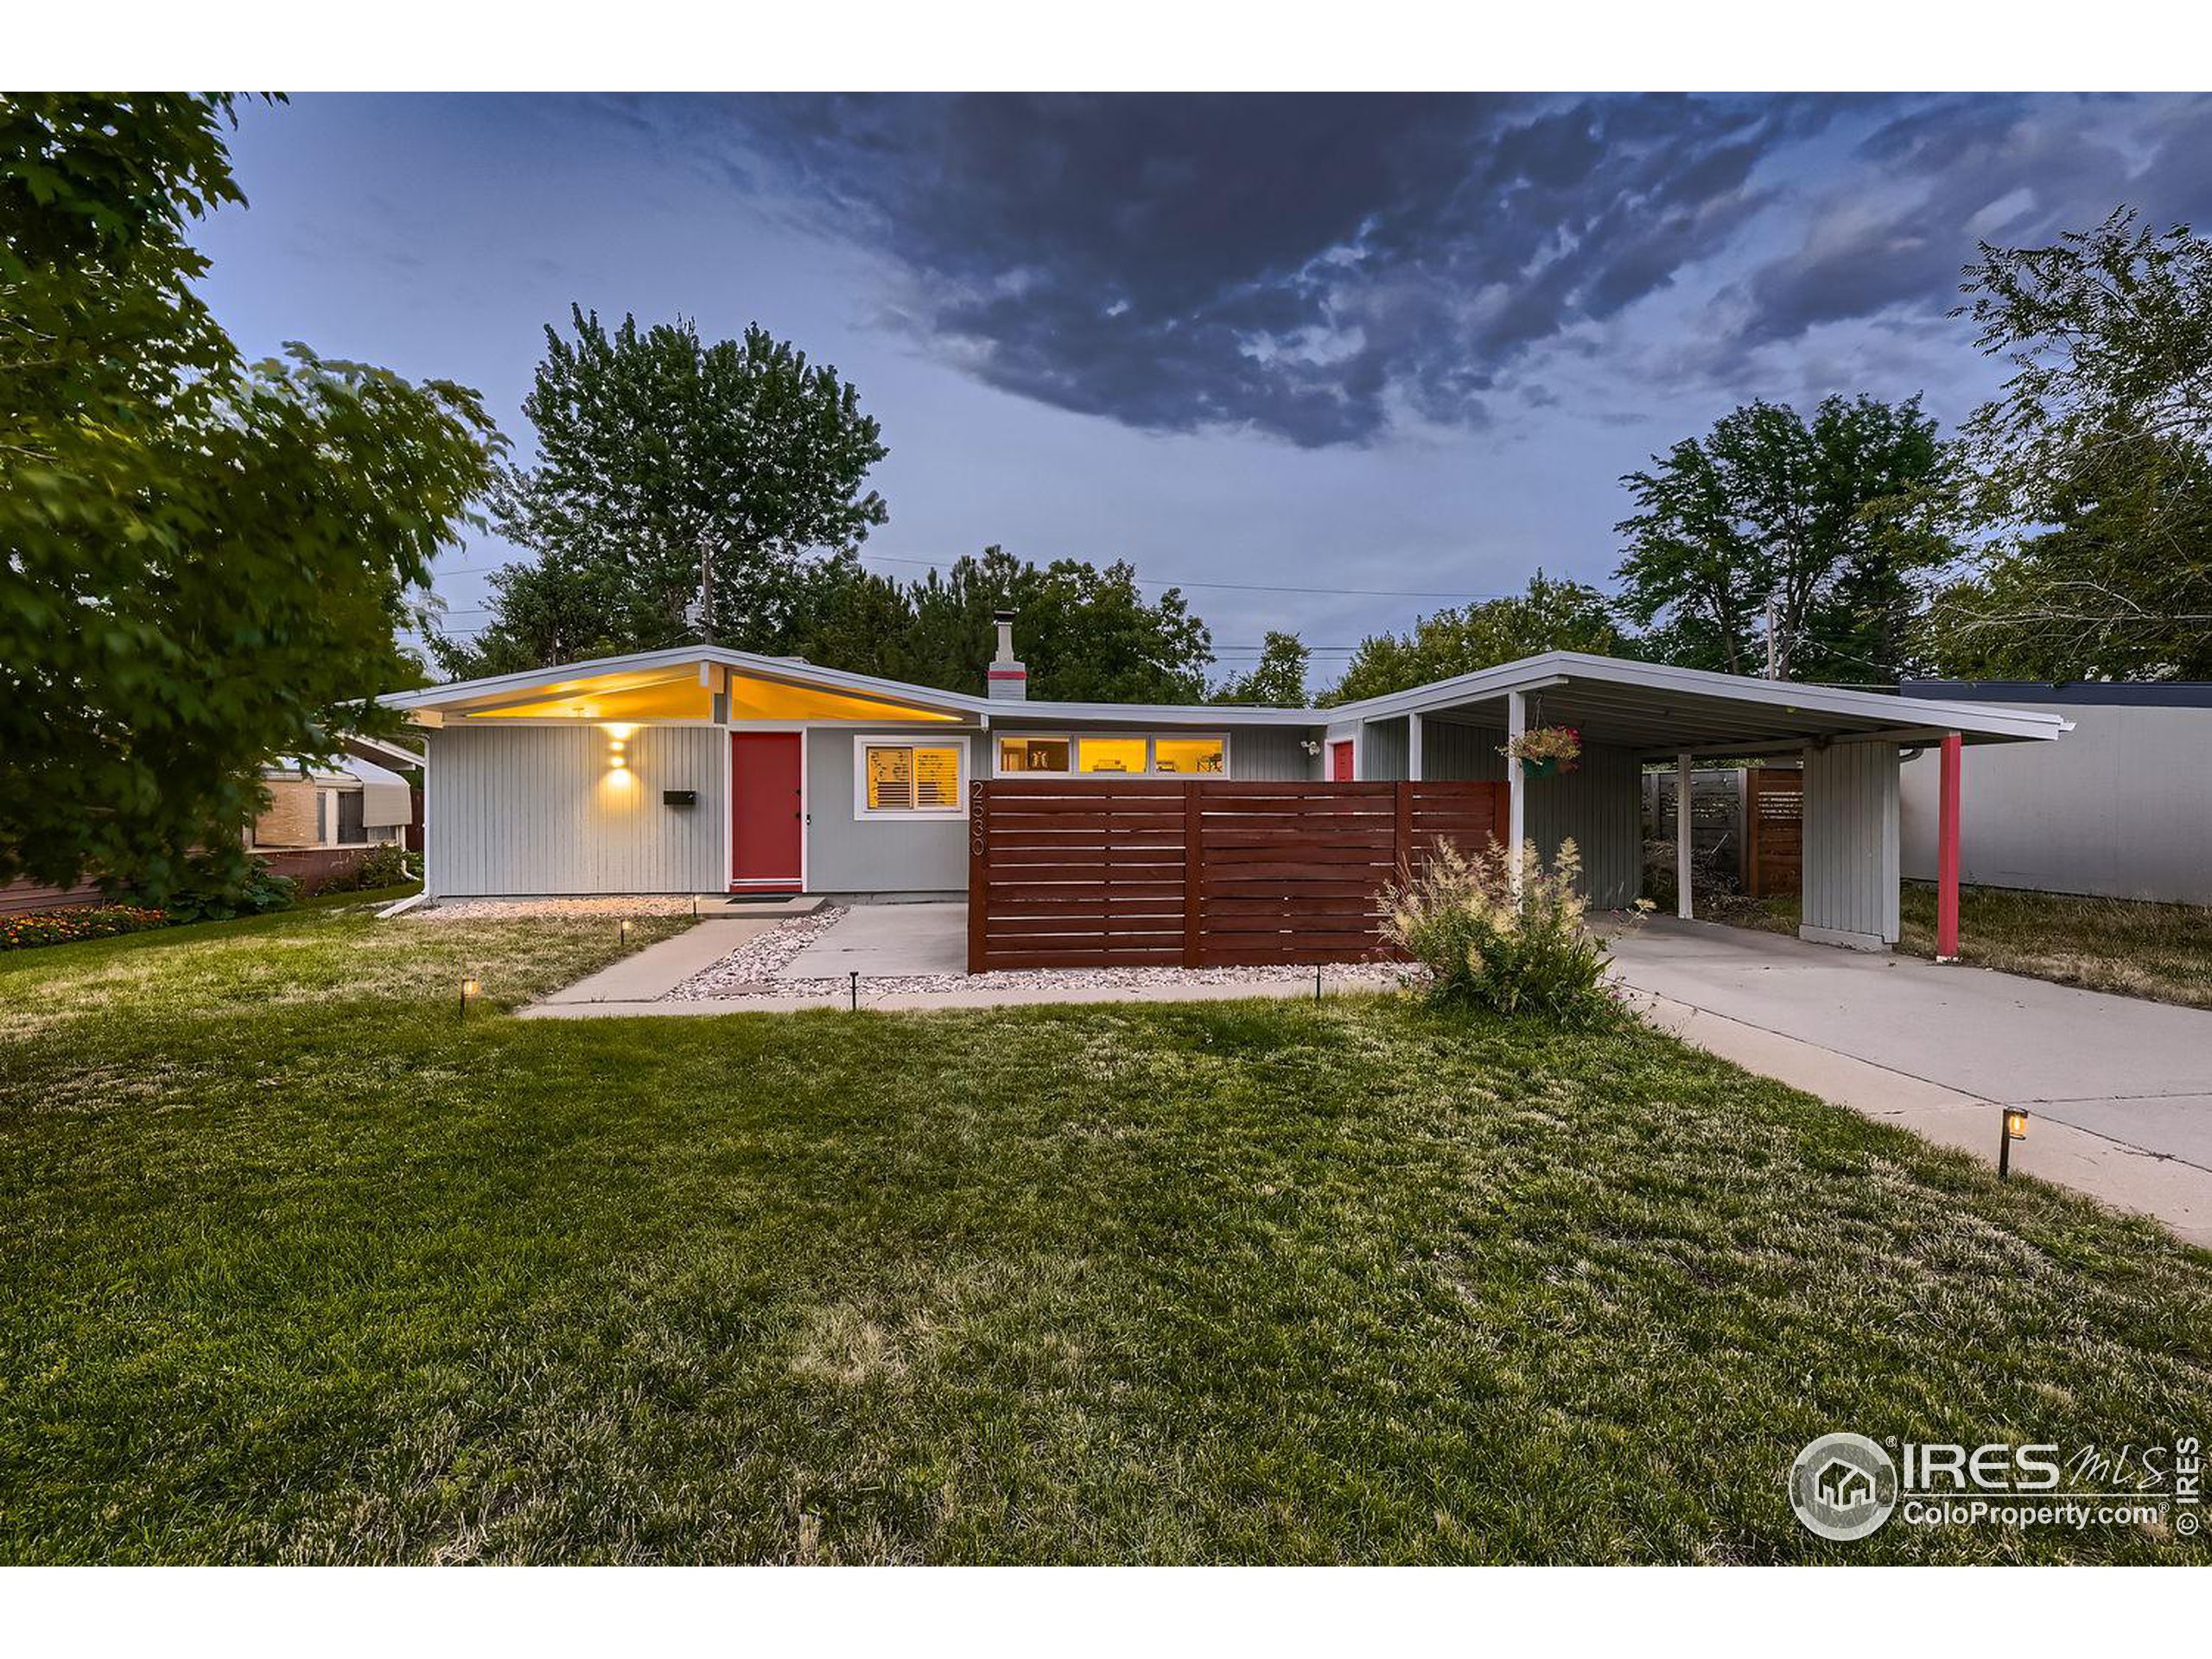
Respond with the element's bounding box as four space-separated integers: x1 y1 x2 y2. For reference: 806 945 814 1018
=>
664 907 854 997
411 896 716 921
666 907 1418 1001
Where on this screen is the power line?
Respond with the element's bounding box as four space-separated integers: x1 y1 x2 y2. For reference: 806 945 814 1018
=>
853 551 1517 603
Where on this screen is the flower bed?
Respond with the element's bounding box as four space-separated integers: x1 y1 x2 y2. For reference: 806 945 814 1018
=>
1 905 168 951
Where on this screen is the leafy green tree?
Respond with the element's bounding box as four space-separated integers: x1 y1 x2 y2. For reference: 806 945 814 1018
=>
1320 573 1624 705
1212 630 1310 706
1613 396 1955 681
1926 211 2212 679
1 94 497 904
899 547 1214 703
434 309 887 676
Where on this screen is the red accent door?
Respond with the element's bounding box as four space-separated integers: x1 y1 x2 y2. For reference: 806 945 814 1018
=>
1329 740 1355 782
730 732 804 891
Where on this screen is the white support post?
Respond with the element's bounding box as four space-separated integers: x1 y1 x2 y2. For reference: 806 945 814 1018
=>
1407 713 1424 782
1506 690 1528 894
1675 752 1694 919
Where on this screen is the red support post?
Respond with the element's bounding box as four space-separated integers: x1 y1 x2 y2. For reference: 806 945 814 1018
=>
1936 732 1961 963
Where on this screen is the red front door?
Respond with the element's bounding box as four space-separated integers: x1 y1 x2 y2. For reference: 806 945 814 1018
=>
730 732 804 891
1329 740 1355 782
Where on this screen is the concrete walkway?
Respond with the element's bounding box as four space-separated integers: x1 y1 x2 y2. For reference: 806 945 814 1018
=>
1607 918 2212 1247
779 901 969 978
529 918 781 1007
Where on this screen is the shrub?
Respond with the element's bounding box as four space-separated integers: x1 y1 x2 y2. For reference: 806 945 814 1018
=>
1 905 168 950
304 842 419 895
135 858 296 925
340 842 417 892
1382 836 1617 1021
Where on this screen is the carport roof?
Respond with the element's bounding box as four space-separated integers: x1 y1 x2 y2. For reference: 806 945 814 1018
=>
1325 652 2069 757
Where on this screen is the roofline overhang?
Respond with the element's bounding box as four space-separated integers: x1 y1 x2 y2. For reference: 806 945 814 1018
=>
383 645 993 720
381 645 2072 746
1322 652 2069 744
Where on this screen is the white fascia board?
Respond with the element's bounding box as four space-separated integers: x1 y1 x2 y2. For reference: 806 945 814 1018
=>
382 645 994 718
999 700 1319 727
1328 651 2068 742
380 645 708 709
1322 658 1573 723
1548 653 2069 741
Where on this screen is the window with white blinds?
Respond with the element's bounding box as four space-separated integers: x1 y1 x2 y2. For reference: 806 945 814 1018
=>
857 741 965 816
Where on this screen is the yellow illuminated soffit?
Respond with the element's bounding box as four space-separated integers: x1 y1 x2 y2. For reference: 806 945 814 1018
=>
464 679 715 721
723 674 957 722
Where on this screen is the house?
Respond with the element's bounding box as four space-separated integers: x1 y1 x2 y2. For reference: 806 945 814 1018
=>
385 618 2066 953
250 753 416 854
1898 681 2212 906
0 735 424 918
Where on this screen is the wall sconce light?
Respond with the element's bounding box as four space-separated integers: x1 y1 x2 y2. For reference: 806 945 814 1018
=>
1999 1107 2028 1179
459 976 480 1020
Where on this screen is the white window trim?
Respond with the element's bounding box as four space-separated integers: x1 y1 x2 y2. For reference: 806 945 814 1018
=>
853 734 969 820
990 732 1233 779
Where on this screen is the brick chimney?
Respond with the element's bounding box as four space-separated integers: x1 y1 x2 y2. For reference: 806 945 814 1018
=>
987 608 1027 700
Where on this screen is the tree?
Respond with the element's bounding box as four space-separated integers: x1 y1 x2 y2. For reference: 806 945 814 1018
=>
898 547 1213 703
1925 210 2212 679
1 94 498 904
1212 631 1310 706
1320 573 1624 705
433 309 887 676
1613 396 1955 682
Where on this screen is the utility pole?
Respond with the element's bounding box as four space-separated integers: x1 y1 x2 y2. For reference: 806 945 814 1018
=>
695 533 715 645
1765 596 1779 680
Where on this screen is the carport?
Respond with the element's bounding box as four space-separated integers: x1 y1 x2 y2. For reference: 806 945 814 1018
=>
1325 653 2070 952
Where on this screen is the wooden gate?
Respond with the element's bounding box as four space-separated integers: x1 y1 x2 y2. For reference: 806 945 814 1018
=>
966 779 1508 972
1745 766 1803 897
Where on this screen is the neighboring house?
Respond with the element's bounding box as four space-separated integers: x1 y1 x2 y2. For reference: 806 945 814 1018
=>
0 736 424 917
250 755 415 852
386 615 2066 954
1899 681 2212 906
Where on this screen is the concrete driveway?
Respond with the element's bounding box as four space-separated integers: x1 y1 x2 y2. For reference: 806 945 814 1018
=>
1607 918 2212 1243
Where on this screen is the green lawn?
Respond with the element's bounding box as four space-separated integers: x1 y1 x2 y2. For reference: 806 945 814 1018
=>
3 902 2208 1563
1716 882 2212 1011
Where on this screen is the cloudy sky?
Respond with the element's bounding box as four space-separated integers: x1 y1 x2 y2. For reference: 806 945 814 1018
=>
194 92 2212 690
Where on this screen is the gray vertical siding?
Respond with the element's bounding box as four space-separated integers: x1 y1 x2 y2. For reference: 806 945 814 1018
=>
804 728 978 895
1900 702 2212 903
1421 719 1507 782
1360 716 1409 779
1408 719 1641 907
426 723 726 896
1802 741 1900 947
1525 743 1643 909
1230 725 1321 780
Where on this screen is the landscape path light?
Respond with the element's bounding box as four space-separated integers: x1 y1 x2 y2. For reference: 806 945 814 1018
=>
1999 1108 2029 1179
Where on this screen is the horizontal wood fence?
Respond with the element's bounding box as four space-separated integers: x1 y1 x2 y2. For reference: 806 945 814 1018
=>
967 779 1509 972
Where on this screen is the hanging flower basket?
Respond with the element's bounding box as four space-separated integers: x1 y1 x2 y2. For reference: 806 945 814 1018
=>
1503 724 1581 778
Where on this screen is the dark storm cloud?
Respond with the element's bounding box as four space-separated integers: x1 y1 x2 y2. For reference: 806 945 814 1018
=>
662 92 1838 446
1732 94 2212 353
617 92 2212 446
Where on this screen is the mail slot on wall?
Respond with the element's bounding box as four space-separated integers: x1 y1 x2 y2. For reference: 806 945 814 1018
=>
662 789 697 807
